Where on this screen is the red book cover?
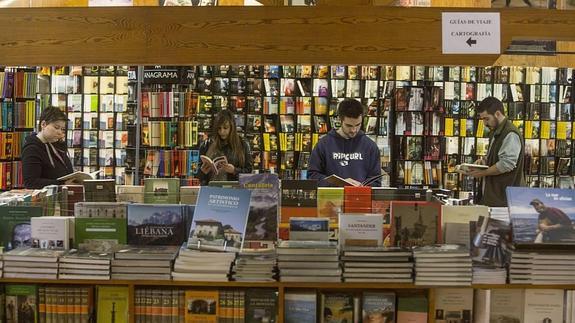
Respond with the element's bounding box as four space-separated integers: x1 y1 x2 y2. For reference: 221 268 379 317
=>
344 186 372 213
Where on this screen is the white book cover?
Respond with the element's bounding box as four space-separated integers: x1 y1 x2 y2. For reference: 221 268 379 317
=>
473 289 490 323
523 289 565 323
31 216 72 250
434 288 473 322
490 289 525 323
338 213 383 247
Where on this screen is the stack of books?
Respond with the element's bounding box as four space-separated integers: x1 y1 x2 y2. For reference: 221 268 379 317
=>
2 247 64 279
472 267 507 284
340 246 413 283
59 249 112 280
171 246 235 281
277 240 340 282
231 249 277 282
112 245 178 280
470 215 511 284
510 250 575 284
489 207 510 222
413 244 472 286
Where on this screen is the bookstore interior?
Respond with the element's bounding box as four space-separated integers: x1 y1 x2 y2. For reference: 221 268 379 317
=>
1 2 575 323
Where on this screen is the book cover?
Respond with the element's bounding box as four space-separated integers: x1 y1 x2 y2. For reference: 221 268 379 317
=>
320 293 355 323
362 292 395 323
96 286 129 323
187 186 252 252
289 217 330 241
434 288 473 323
127 204 185 246
144 178 181 204
396 295 427 323
344 186 372 213
0 206 43 251
75 218 127 252
489 289 524 323
239 173 279 245
317 187 344 224
30 216 71 250
470 216 511 268
523 289 564 323
506 187 575 246
184 290 219 323
284 292 316 323
339 213 383 247
391 201 441 248
245 289 277 323
83 179 116 203
5 284 37 323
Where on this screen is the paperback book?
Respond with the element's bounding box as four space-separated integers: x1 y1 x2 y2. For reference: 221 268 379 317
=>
239 173 279 248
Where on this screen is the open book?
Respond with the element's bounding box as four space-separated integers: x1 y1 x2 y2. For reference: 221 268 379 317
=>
324 174 385 187
200 155 228 175
455 163 488 174
57 170 102 182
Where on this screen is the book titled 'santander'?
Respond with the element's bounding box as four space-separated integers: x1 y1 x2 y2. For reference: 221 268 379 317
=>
339 213 384 247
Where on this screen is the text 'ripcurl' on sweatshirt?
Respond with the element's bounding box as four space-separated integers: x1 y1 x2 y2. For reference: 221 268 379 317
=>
308 129 381 186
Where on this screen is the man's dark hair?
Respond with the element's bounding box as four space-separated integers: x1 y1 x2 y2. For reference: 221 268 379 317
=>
476 97 504 115
38 107 67 131
337 98 364 119
530 199 544 206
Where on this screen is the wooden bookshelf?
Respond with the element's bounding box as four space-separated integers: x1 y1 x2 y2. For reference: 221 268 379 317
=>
0 7 574 66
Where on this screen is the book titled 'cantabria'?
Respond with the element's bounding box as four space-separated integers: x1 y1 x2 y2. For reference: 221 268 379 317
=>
188 186 252 252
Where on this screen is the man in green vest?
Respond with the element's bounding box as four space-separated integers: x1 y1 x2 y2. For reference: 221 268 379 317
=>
467 97 525 207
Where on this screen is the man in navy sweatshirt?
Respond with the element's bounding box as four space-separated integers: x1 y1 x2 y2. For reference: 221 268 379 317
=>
308 98 382 186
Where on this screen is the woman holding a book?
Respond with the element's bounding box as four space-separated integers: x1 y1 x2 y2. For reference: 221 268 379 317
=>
198 109 253 185
22 107 75 189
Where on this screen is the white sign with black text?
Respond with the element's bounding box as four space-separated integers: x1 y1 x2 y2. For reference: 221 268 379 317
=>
442 12 501 54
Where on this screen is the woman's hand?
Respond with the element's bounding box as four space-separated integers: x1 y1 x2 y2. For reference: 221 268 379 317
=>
222 163 235 174
64 178 82 185
200 163 212 174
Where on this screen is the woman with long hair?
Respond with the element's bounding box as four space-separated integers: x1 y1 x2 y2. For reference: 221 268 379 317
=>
22 107 75 188
198 109 252 185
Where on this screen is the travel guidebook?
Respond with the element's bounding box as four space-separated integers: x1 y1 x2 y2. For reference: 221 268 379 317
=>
506 187 575 247
187 186 252 252
127 204 186 245
239 173 279 247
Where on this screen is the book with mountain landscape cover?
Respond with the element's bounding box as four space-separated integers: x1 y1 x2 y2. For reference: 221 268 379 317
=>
239 173 279 247
127 204 185 246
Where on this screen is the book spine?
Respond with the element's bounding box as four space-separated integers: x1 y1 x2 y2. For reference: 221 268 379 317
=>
38 286 46 323
178 290 185 323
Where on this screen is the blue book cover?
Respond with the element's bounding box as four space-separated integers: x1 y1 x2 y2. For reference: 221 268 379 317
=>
284 292 316 323
239 173 279 247
127 204 185 245
187 186 252 252
507 187 575 245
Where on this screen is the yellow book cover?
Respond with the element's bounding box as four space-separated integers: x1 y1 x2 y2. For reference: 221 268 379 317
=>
317 187 344 224
444 118 454 136
459 120 467 138
524 121 533 139
263 133 271 151
96 286 129 323
312 133 320 149
476 119 485 137
557 121 568 140
185 290 219 323
540 121 551 139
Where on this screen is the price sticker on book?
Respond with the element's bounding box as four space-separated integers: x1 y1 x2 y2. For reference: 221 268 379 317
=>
442 12 501 54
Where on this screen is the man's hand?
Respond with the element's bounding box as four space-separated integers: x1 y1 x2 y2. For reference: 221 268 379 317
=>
466 168 486 178
345 178 362 186
475 157 486 165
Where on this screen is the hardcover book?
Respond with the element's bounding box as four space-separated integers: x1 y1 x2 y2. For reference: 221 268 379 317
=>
317 187 344 224
396 294 427 323
434 288 473 323
83 179 116 203
289 217 330 241
339 213 384 247
75 218 127 252
320 293 356 323
187 186 252 252
391 201 441 248
31 216 72 250
127 204 185 246
184 290 219 323
245 289 278 323
143 178 180 204
5 284 37 323
506 187 575 246
284 291 316 323
96 286 129 323
362 292 395 323
0 206 43 251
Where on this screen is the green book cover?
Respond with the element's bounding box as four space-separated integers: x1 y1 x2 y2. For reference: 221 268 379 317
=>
317 187 344 224
75 218 127 252
5 284 38 323
0 206 43 251
144 178 180 204
96 286 129 323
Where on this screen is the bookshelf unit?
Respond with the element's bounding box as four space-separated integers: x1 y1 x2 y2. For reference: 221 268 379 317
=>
1 278 575 323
